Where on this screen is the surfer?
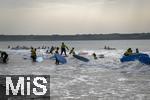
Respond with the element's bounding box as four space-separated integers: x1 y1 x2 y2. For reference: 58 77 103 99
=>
0 51 8 63
31 47 37 62
92 53 97 60
61 42 69 56
69 47 76 55
55 47 60 65
136 48 139 53
124 48 133 56
8 45 10 49
104 46 107 49
50 46 55 54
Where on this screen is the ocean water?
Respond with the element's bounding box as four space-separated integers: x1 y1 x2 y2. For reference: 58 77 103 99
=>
0 40 150 51
0 40 150 100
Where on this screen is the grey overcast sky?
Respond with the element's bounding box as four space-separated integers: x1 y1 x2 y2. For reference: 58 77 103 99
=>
0 0 150 35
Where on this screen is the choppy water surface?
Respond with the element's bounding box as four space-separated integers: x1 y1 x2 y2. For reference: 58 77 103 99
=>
0 40 150 100
0 40 150 51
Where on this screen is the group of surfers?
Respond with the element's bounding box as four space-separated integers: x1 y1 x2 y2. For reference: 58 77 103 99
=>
30 46 141 65
0 42 140 64
31 42 76 65
104 46 116 50
124 48 139 56
31 42 100 65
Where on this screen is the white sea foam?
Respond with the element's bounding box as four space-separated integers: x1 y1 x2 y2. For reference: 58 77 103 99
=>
1 49 150 99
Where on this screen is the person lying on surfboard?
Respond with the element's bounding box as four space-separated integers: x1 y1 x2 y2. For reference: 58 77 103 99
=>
55 47 60 65
61 42 69 56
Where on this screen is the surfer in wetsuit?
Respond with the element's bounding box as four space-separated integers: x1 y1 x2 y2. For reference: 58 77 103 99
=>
50 46 55 54
61 42 69 56
69 47 76 55
31 47 37 62
0 51 8 63
55 47 59 65
124 48 132 56
136 48 139 53
92 53 97 60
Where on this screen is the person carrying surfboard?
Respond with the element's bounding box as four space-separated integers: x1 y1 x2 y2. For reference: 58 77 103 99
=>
61 42 69 56
55 47 60 65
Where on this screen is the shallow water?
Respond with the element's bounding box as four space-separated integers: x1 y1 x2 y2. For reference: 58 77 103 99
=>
1 40 150 51
0 48 150 100
1 40 150 100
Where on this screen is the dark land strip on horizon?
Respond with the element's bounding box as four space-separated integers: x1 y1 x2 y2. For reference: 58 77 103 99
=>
0 33 150 41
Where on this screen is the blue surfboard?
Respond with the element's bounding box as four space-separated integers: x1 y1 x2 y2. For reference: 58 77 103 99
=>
73 54 89 62
120 53 149 62
139 56 150 65
50 55 68 60
54 54 67 64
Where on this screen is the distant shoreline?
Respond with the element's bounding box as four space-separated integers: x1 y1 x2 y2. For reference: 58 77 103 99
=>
0 33 150 41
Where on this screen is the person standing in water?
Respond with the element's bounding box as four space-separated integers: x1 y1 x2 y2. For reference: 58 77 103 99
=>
61 42 69 56
136 48 139 53
55 47 60 65
31 47 37 62
0 51 8 63
69 47 76 55
92 53 97 60
50 46 55 54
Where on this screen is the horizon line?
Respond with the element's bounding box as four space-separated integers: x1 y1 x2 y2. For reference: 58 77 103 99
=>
0 32 150 36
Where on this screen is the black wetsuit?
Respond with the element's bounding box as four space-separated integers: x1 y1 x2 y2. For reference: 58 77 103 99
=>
55 50 59 65
31 49 37 62
1 52 8 63
61 48 67 56
50 47 55 54
61 44 68 56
